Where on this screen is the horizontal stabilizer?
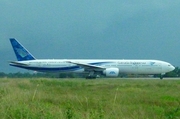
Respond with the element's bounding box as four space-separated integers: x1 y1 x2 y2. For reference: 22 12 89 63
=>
9 61 28 66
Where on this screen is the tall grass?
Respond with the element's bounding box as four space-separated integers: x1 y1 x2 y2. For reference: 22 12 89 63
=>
0 78 180 118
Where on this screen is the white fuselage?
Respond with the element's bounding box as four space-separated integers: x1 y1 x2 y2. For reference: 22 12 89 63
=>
10 59 175 75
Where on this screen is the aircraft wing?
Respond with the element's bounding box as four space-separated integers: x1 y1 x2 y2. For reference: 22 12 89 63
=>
66 61 105 71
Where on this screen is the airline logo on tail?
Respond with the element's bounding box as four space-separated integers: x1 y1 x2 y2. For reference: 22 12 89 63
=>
10 38 36 61
15 48 29 58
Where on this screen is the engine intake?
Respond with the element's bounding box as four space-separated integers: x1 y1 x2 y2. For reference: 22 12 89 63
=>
103 68 119 77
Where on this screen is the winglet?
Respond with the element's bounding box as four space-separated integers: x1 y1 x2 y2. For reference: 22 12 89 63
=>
10 38 36 61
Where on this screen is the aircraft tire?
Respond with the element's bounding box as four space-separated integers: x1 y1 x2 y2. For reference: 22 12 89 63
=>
86 76 96 79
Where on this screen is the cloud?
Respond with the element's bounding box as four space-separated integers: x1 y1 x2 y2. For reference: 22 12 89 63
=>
1 0 180 72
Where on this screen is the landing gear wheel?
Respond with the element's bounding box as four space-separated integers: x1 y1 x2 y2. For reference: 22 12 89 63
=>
86 76 96 79
160 75 163 80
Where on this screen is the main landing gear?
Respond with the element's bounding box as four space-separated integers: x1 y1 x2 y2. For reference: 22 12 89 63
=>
86 76 96 79
160 75 163 79
86 71 97 79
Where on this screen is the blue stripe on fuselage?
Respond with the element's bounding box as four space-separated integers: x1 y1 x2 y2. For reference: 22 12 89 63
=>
10 61 113 72
10 64 82 72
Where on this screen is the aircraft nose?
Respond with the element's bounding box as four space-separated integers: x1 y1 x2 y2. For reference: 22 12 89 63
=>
171 65 175 71
168 65 175 72
163 63 175 73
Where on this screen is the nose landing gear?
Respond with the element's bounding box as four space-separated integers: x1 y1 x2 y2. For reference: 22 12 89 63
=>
160 73 165 79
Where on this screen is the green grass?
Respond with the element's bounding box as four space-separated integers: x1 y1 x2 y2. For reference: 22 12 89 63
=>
1 78 180 119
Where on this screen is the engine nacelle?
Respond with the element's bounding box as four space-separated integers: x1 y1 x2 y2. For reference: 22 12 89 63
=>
103 68 119 77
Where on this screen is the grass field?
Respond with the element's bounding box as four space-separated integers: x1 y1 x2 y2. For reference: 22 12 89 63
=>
0 78 180 119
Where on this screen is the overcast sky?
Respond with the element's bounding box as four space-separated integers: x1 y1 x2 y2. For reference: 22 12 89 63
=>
1 0 180 73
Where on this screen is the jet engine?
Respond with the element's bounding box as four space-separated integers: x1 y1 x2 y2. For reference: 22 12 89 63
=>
103 68 119 77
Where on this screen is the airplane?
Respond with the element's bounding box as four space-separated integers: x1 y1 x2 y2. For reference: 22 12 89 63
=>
9 38 175 79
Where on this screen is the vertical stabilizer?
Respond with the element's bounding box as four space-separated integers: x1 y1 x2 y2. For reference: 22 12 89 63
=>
10 38 36 61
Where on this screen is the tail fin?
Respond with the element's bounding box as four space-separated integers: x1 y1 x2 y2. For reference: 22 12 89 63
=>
10 38 36 61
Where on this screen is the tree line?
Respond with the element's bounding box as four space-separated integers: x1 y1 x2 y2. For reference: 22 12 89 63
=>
0 72 86 78
0 67 180 78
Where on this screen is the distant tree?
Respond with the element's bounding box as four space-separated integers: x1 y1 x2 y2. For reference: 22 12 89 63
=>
164 67 179 77
0 72 6 78
175 67 180 77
